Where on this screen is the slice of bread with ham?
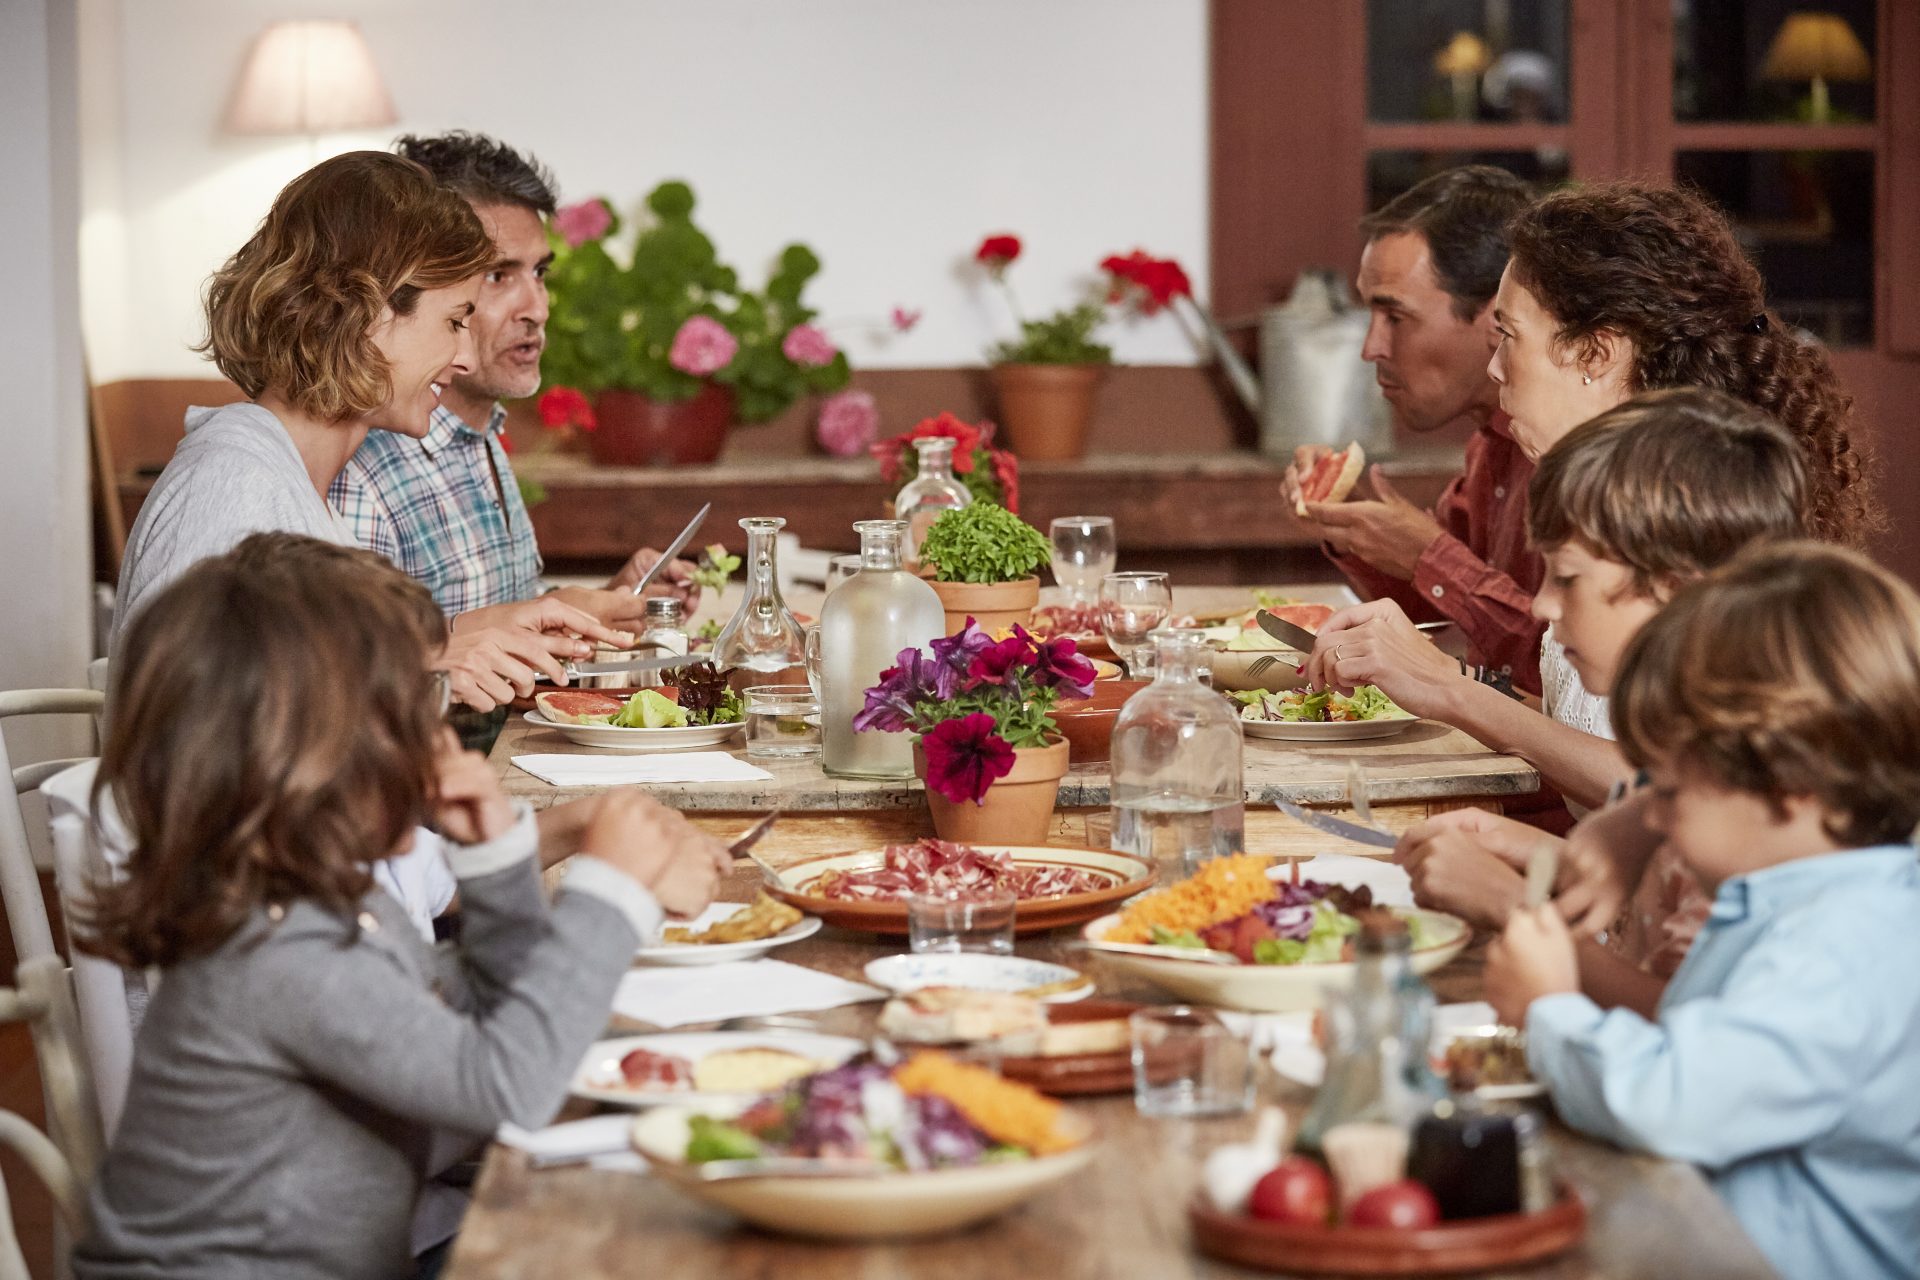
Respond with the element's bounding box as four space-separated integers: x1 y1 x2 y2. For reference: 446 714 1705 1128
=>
1295 443 1366 517
533 690 625 725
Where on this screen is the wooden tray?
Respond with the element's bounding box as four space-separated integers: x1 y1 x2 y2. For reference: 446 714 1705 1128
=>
1188 1185 1586 1276
998 1000 1141 1096
764 846 1156 938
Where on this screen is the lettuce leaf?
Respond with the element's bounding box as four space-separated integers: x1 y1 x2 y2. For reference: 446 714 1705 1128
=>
1150 925 1208 950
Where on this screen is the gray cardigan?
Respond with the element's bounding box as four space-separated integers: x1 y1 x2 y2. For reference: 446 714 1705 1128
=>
73 808 654 1280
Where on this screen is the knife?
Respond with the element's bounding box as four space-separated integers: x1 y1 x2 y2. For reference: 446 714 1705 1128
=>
557 651 700 681
728 811 780 860
631 501 712 596
1274 796 1398 849
1255 611 1319 653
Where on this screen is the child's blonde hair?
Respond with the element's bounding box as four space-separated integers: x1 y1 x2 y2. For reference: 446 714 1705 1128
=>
1612 541 1920 847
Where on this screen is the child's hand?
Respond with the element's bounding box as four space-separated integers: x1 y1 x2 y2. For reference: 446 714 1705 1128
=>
1554 790 1663 935
431 730 516 846
1485 905 1580 1027
579 790 731 920
1394 812 1527 930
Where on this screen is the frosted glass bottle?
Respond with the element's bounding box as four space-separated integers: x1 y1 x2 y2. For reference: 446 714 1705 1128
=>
893 437 972 566
711 517 808 692
820 520 945 778
1108 630 1246 881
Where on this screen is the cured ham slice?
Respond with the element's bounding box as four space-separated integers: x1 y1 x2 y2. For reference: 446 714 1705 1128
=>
811 840 1107 902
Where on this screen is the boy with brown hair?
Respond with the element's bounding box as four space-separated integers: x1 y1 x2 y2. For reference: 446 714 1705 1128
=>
1485 541 1920 1280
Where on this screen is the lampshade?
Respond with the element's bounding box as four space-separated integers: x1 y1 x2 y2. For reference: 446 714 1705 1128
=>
1761 12 1873 83
224 20 397 135
1432 32 1494 78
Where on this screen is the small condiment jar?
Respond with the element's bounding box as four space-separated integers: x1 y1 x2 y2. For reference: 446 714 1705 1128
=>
1407 1097 1552 1220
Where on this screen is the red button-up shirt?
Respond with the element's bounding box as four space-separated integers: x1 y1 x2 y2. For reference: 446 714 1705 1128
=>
1329 412 1546 694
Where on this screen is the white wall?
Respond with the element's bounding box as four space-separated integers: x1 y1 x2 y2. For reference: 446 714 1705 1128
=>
82 0 1212 381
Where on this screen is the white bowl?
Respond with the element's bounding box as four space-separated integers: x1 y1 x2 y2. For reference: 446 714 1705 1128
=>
862 953 1092 1002
631 1106 1096 1239
522 709 741 752
1078 909 1470 1012
570 1030 864 1109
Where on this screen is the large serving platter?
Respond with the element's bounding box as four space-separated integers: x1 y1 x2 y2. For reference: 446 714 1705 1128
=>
521 709 741 752
763 845 1156 937
570 1030 865 1110
1078 908 1470 1012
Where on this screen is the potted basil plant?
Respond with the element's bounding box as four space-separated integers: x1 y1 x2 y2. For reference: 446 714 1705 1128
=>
917 501 1052 635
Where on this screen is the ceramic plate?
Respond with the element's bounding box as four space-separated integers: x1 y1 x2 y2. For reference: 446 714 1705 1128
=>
522 709 742 752
764 845 1156 938
633 905 822 966
632 1106 1097 1240
570 1030 865 1110
1078 908 1470 1012
862 953 1093 1002
1266 855 1415 906
1240 715 1419 742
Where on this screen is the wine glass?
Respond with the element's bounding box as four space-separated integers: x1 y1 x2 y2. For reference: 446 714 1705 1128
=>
1100 572 1172 675
1050 517 1118 605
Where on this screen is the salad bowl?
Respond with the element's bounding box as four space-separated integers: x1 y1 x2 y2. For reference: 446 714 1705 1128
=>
521 710 741 752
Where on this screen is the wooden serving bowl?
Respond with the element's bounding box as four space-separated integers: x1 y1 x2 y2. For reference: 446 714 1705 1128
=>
1051 679 1150 765
1187 1185 1586 1276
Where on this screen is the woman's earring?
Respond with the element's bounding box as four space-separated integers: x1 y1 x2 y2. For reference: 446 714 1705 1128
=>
1582 374 1592 386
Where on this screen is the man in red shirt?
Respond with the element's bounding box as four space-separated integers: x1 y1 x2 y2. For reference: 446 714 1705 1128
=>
1284 167 1544 693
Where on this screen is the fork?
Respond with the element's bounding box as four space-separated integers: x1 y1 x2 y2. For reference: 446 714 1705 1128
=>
1245 653 1305 680
1345 759 1384 832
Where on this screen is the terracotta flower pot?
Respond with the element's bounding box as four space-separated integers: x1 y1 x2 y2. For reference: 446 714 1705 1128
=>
928 576 1040 636
1051 679 1151 766
989 363 1105 461
915 734 1069 846
590 384 736 467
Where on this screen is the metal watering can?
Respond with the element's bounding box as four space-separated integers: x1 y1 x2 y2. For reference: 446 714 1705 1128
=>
1198 269 1393 459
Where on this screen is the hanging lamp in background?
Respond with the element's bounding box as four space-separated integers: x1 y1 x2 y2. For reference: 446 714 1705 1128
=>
223 19 396 138
1760 11 1872 124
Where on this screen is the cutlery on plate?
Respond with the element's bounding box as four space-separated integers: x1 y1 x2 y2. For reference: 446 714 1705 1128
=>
630 501 712 596
1243 653 1305 680
556 650 700 683
1254 611 1319 653
727 811 780 859
1273 797 1398 849
1344 759 1377 828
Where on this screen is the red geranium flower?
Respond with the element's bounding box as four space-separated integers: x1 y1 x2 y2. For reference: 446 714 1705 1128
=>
1101 250 1193 315
537 385 597 431
907 412 983 473
920 713 1017 805
990 447 1021 514
975 233 1022 273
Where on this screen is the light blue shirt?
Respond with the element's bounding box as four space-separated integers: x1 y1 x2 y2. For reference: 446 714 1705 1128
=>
1528 845 1920 1280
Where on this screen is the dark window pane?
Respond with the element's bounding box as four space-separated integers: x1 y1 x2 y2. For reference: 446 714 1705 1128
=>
1676 150 1873 347
1367 0 1570 123
1367 150 1571 212
1675 1 1875 123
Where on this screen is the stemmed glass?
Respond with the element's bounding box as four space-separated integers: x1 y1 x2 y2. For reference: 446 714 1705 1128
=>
1049 517 1118 605
1100 572 1172 675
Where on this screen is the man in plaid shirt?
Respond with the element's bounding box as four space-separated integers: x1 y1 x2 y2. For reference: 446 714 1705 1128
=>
332 133 695 629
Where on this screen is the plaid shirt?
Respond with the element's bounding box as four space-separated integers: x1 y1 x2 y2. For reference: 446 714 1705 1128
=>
330 403 544 617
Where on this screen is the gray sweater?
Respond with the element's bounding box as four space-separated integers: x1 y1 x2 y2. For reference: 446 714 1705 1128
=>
73 809 655 1280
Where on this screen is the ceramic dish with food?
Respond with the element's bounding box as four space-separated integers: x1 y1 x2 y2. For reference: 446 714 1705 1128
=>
764 839 1155 937
863 954 1093 1002
630 1051 1096 1239
571 1030 865 1109
1233 686 1418 743
521 709 743 752
633 897 823 966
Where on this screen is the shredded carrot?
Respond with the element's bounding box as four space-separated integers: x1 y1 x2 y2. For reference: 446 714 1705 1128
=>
1105 853 1277 944
893 1052 1078 1155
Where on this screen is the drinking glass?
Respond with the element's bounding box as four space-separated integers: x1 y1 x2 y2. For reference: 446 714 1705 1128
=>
823 553 863 595
743 684 821 759
1049 516 1118 604
802 626 824 702
907 887 1016 954
1100 572 1172 675
1130 1006 1255 1118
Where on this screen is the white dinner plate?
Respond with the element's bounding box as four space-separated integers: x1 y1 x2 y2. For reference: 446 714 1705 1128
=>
1240 715 1418 742
862 953 1093 1003
571 1029 865 1109
522 709 742 752
634 905 821 966
1266 855 1415 906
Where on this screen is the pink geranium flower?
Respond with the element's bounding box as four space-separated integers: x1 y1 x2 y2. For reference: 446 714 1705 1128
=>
920 713 1016 806
816 389 880 457
669 315 739 376
890 306 922 333
781 323 838 367
553 199 612 248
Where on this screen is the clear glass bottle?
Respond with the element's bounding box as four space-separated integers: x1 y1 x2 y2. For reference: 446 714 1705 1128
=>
820 519 945 778
1108 630 1245 880
711 517 808 692
642 596 688 657
1295 915 1445 1154
893 437 972 566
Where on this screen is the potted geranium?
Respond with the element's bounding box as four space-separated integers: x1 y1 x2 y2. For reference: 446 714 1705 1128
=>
917 501 1052 635
855 620 1096 843
540 180 851 466
872 411 1021 512
974 235 1193 461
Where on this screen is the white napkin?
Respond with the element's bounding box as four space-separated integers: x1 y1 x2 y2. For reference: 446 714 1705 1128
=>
1266 854 1416 907
611 959 885 1030
496 1114 648 1172
511 753 774 787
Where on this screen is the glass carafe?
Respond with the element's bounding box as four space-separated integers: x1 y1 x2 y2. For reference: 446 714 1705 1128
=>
894 437 972 566
711 517 808 692
1108 630 1245 881
820 520 946 778
1296 916 1444 1154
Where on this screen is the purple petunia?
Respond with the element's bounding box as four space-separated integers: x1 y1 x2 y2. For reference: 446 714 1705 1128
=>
929 619 996 691
1031 634 1097 699
968 633 1033 685
854 647 941 733
920 713 1016 805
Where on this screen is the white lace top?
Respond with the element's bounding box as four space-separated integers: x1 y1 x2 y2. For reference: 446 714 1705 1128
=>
1540 628 1613 817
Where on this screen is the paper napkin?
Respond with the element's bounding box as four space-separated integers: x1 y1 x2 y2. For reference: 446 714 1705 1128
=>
511 753 774 787
497 1114 647 1173
611 959 885 1030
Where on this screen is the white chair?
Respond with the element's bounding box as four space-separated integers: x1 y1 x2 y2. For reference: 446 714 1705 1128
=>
0 691 105 971
41 762 132 1138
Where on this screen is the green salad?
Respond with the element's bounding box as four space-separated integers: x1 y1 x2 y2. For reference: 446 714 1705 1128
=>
1231 685 1407 723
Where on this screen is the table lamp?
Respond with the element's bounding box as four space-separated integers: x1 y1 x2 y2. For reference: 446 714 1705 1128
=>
223 19 396 152
1761 11 1872 124
1432 32 1494 121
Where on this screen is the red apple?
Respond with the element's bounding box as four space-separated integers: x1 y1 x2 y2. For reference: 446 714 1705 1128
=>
1247 1157 1333 1225
1347 1180 1441 1230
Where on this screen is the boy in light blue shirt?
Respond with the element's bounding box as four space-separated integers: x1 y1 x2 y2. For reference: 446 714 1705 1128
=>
1486 541 1920 1280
